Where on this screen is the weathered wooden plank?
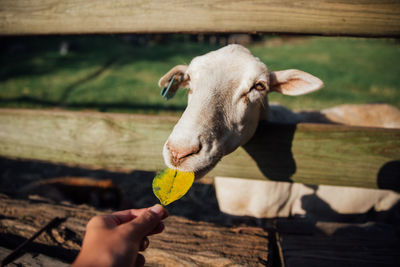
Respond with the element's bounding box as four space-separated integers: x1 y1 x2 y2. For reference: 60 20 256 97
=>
0 109 175 172
0 108 399 189
0 0 399 36
211 122 400 190
0 196 270 266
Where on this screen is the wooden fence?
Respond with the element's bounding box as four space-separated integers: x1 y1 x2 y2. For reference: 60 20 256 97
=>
0 0 400 191
1 0 400 36
1 2 400 267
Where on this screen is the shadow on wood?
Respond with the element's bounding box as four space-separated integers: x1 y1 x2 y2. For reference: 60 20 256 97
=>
241 121 400 191
377 160 400 192
243 122 297 183
298 190 400 224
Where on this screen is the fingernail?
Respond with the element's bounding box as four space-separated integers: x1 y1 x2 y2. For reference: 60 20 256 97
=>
150 204 164 216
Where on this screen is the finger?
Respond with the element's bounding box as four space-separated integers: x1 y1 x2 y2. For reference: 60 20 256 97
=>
159 207 169 220
109 210 137 225
139 237 149 251
122 205 169 221
127 204 166 239
128 208 149 217
110 207 150 225
135 254 145 267
148 222 165 236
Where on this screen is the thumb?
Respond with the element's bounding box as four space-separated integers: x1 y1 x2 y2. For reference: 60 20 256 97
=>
128 204 166 239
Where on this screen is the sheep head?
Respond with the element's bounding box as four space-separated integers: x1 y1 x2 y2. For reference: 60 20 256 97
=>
159 44 323 178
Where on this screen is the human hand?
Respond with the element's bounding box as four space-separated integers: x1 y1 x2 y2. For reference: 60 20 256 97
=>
72 204 168 267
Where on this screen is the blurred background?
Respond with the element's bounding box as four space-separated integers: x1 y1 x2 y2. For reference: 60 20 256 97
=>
1 34 399 114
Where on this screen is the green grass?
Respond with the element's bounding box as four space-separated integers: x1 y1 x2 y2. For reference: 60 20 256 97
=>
1 35 399 114
252 37 400 110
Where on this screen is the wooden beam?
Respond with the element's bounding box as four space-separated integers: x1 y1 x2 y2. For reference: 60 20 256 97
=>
0 109 399 190
0 0 399 37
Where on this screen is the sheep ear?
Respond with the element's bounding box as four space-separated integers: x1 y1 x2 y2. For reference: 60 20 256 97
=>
158 65 189 88
269 69 323 96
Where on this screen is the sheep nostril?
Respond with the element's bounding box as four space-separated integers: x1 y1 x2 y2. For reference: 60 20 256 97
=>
167 141 202 166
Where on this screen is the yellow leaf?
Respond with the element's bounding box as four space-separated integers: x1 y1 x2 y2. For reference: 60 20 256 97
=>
152 168 195 206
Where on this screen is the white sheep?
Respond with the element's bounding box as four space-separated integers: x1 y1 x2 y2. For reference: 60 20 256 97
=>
158 44 400 221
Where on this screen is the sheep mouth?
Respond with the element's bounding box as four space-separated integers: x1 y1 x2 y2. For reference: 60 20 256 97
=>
173 163 214 179
168 156 220 179
193 155 223 179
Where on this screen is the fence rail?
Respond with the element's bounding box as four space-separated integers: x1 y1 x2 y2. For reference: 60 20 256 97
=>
1 0 399 36
1 109 399 190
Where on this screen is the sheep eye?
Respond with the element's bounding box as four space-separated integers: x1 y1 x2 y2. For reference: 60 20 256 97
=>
252 82 266 91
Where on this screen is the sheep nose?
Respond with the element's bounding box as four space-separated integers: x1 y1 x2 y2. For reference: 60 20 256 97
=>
167 141 201 166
